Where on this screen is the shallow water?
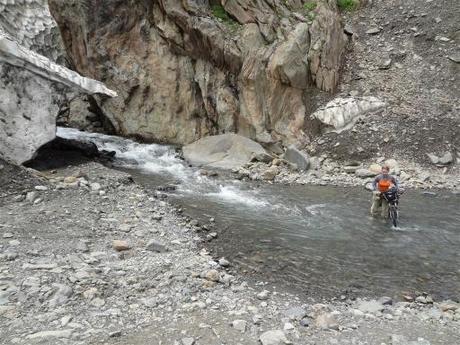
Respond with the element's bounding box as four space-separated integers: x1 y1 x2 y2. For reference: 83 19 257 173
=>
57 128 460 300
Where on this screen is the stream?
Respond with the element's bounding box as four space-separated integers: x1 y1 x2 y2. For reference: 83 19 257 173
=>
57 127 460 301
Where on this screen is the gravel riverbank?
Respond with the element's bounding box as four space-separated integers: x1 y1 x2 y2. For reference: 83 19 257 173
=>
0 160 459 345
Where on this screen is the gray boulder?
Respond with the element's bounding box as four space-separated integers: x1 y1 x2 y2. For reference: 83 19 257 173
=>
283 146 310 171
182 134 269 170
259 330 288 345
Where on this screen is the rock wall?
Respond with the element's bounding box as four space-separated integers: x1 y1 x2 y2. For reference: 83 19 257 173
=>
49 0 347 146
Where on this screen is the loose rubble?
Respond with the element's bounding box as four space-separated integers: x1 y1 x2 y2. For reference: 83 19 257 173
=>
0 161 458 345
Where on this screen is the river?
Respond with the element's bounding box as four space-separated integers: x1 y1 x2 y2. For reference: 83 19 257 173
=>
57 127 460 301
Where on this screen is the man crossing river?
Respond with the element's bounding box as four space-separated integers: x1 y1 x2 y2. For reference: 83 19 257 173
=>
370 164 399 218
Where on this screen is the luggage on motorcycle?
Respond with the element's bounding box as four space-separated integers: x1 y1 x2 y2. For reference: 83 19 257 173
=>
377 179 391 192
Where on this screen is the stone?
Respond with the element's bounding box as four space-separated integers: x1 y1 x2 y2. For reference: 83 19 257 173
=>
232 319 247 333
183 134 269 170
366 27 381 35
283 146 310 171
283 322 295 331
427 153 439 164
283 306 307 320
64 176 78 184
259 330 288 345
2 233 13 238
205 270 220 282
312 97 386 133
378 296 393 306
90 182 102 191
218 258 230 267
75 241 89 253
48 284 73 307
369 163 382 174
145 240 168 253
439 302 459 312
379 58 392 69
438 152 453 165
314 313 339 330
26 329 73 340
299 318 310 327
355 169 375 178
26 191 38 203
261 166 280 180
91 297 105 307
415 295 433 304
181 337 195 345
448 54 460 63
356 300 385 314
343 166 358 173
257 290 270 300
34 185 48 191
112 240 131 251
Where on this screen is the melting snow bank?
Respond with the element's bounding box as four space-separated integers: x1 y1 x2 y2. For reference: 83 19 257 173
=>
0 35 116 165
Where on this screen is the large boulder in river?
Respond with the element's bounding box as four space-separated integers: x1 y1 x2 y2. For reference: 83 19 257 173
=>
283 146 310 171
183 134 268 170
48 0 347 145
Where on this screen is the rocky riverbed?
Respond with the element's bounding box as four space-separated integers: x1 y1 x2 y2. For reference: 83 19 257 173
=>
0 159 459 345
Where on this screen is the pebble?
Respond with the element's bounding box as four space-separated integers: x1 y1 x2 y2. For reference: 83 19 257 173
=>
2 233 14 238
64 176 78 184
145 239 168 253
257 290 270 300
259 330 288 345
218 258 230 267
205 269 220 282
26 191 38 203
315 312 339 330
181 337 195 345
283 322 295 330
232 319 247 333
90 182 102 191
366 27 381 35
356 300 385 314
34 185 48 191
112 240 131 251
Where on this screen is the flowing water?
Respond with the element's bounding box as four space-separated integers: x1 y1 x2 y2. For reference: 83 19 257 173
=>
57 128 460 300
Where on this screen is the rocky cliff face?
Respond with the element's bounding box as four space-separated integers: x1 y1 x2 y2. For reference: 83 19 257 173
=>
49 0 347 146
